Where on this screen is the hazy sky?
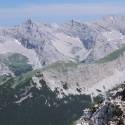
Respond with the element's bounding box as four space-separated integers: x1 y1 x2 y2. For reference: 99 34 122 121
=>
0 0 125 26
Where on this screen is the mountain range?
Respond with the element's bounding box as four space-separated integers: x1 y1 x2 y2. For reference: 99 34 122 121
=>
0 16 125 125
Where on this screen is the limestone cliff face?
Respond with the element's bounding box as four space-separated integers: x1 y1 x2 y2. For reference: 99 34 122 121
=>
39 53 125 97
1 16 125 67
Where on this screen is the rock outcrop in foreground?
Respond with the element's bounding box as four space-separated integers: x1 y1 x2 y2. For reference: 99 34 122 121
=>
75 84 125 125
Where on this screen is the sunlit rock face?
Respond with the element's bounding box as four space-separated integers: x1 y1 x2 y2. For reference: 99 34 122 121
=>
0 16 125 68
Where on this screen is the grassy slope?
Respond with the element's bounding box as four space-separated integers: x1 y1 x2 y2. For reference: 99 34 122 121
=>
14 61 78 88
0 53 33 76
43 61 78 71
0 60 78 88
96 46 125 63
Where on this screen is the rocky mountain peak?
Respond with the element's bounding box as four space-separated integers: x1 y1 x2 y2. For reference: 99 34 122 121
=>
24 19 34 26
